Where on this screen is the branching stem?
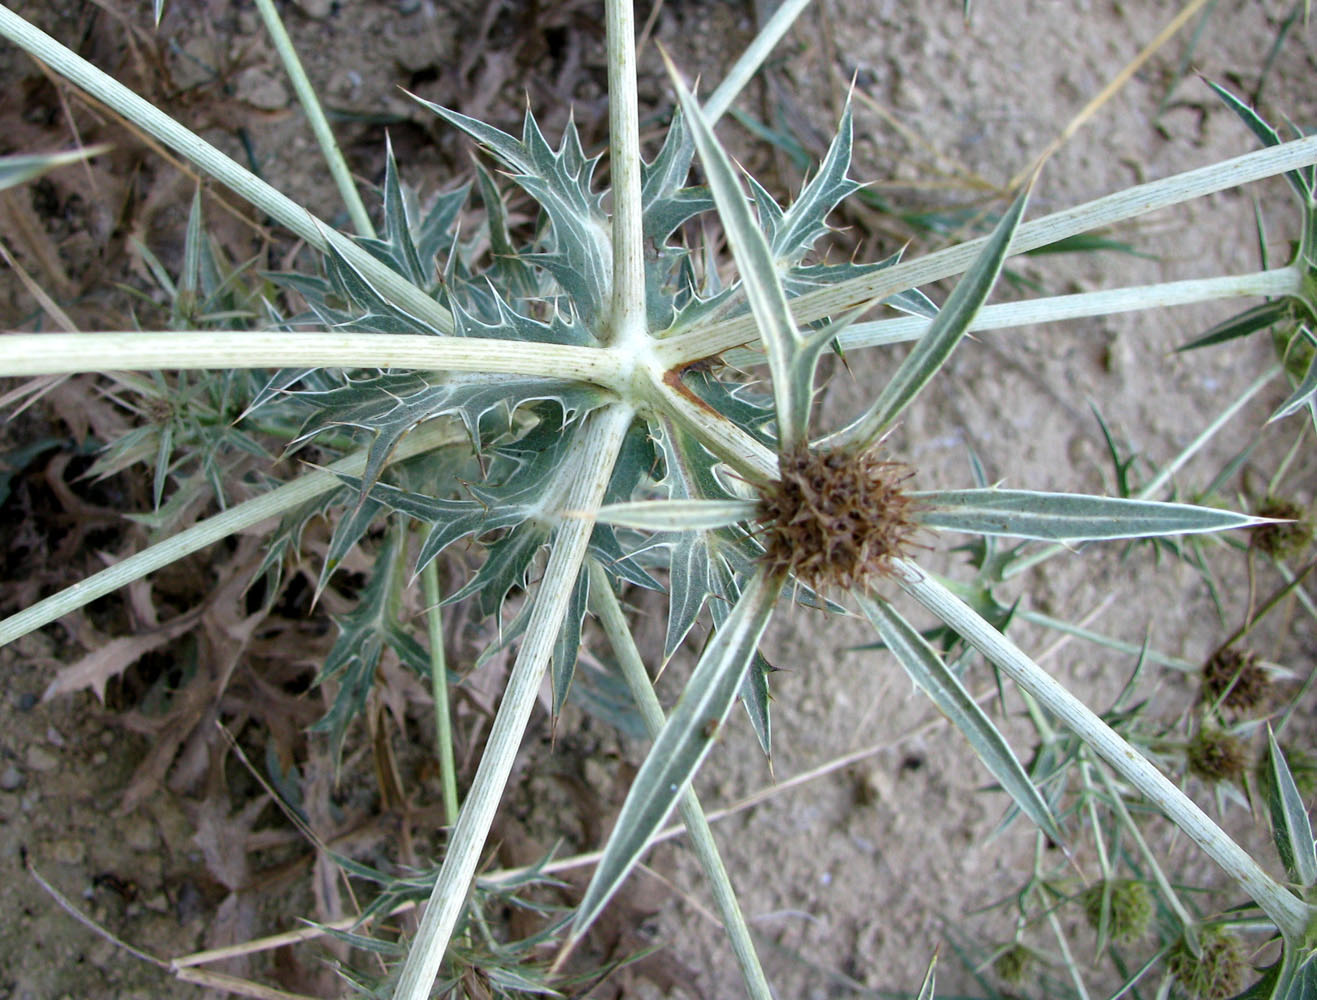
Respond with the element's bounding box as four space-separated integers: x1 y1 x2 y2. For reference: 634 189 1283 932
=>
391 404 633 1000
894 560 1312 942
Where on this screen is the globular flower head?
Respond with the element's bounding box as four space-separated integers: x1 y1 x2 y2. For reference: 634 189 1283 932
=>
1200 646 1272 713
1251 497 1312 560
992 943 1033 985
758 444 919 592
1187 727 1248 784
1166 926 1248 1000
1080 879 1154 944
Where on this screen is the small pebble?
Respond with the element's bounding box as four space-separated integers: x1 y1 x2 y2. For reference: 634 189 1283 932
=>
52 838 85 865
15 692 38 711
0 764 23 791
293 0 333 17
25 745 58 772
122 813 157 853
234 67 289 111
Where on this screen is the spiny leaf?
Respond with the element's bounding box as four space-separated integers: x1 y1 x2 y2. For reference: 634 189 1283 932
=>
771 102 861 265
914 488 1271 541
313 531 430 769
295 372 607 499
859 595 1062 843
1208 80 1313 202
1265 728 1317 888
571 567 783 939
825 182 1033 449
667 55 824 448
1270 332 1317 426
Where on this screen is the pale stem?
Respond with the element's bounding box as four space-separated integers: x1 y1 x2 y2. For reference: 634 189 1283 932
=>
1016 608 1196 672
604 0 646 345
1090 762 1197 932
659 135 1317 364
642 372 779 481
0 332 625 389
587 561 775 1000
703 0 814 125
1002 366 1279 580
0 421 464 647
893 559 1312 941
251 0 375 238
391 404 633 1000
422 561 460 826
803 268 1302 356
1046 907 1092 1000
0 8 454 335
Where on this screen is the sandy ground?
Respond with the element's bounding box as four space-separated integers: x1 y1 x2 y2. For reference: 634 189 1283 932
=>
2 0 1316 998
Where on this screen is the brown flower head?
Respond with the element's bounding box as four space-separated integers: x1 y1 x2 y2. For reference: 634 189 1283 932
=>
1201 646 1271 713
758 444 919 591
1186 727 1248 784
1251 497 1312 560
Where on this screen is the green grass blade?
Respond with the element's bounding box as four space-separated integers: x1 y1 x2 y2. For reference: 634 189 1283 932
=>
914 488 1270 541
858 595 1062 843
0 145 109 192
665 54 815 449
1265 728 1317 888
824 183 1033 450
571 566 782 937
594 498 758 531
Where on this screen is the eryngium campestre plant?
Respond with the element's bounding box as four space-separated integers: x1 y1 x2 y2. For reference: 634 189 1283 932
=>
3 2 1317 998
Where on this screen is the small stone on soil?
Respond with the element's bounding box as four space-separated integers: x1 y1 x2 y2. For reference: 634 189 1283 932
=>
0 764 23 791
24 745 58 772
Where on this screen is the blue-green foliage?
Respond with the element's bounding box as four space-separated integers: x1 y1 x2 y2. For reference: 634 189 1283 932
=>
263 101 872 753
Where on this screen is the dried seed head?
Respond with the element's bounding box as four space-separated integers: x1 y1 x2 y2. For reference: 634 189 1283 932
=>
1187 728 1248 784
992 943 1033 985
1201 647 1271 713
1080 879 1154 944
757 444 919 591
1166 926 1247 1000
1251 497 1312 560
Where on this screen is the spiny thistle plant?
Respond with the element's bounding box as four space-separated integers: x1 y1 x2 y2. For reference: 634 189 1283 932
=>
4 1 1317 997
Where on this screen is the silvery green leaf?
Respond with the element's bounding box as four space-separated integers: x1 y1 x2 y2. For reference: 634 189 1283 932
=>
417 99 614 325
1208 80 1313 202
652 420 729 658
551 570 590 716
296 372 607 497
1176 299 1295 352
473 163 538 301
914 488 1273 541
711 558 774 758
772 103 861 264
572 567 783 938
1270 333 1317 426
668 58 825 448
322 238 444 336
0 145 108 192
826 183 1032 449
313 531 431 768
859 595 1062 843
595 498 758 531
378 135 426 287
641 108 714 244
1265 728 1317 888
915 953 937 1000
